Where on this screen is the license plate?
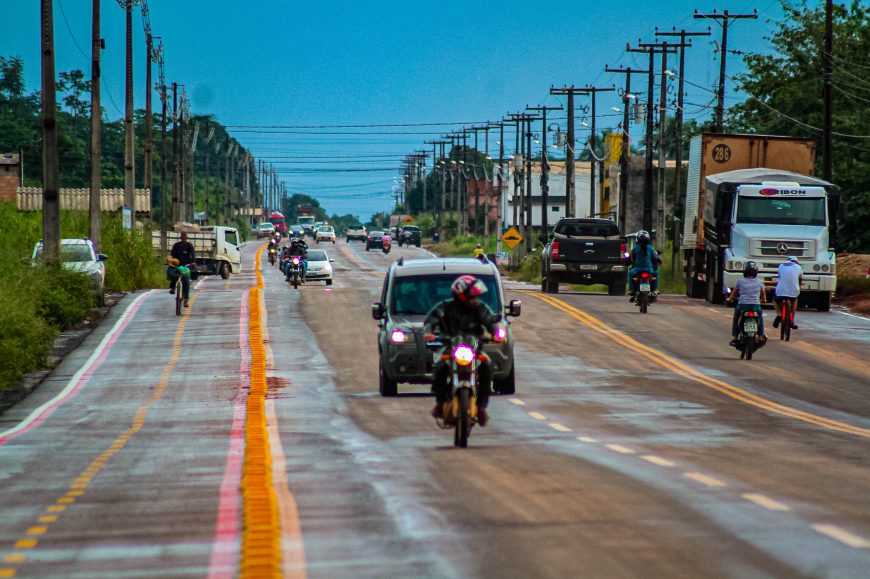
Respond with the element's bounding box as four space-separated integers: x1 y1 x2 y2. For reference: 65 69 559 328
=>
640 283 651 292
580 264 598 270
744 321 757 334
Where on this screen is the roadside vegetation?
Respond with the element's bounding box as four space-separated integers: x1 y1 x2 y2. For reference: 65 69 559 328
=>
0 201 163 392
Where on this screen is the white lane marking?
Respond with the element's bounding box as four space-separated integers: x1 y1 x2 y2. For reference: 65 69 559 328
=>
195 276 208 290
811 524 870 548
605 444 636 455
835 310 870 323
741 493 790 512
528 412 547 420
641 455 675 467
508 398 526 406
0 291 153 442
684 472 727 488
577 437 598 443
549 423 572 432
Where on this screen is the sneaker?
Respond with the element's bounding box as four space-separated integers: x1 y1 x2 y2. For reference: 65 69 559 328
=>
772 316 780 329
183 299 189 308
729 339 738 347
169 287 175 295
629 294 636 303
791 323 798 330
431 404 444 419
477 407 489 427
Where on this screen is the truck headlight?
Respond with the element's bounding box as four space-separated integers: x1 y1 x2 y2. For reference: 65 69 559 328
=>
813 264 821 272
733 261 743 270
821 264 829 272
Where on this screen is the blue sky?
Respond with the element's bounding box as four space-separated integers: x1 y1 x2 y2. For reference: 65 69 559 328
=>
3 0 787 219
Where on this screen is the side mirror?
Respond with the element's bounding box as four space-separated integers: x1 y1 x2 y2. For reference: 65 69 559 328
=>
371 302 385 320
506 299 522 317
97 253 108 261
329 258 335 263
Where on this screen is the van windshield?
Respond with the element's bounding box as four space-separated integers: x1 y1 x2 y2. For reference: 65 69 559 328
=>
391 274 500 316
736 197 826 226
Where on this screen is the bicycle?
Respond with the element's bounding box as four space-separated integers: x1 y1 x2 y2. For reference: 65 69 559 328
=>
169 265 191 316
777 296 797 341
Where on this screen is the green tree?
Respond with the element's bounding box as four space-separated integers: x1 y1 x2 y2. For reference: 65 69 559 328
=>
730 0 870 251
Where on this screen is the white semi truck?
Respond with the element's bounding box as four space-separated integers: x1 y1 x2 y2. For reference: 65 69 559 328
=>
152 225 242 279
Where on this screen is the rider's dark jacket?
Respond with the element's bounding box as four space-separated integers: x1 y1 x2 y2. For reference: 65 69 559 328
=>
423 298 498 338
171 240 196 266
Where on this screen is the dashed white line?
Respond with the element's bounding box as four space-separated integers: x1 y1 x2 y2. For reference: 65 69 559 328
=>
528 412 547 421
641 455 675 467
742 493 790 512
508 398 526 406
605 444 636 455
811 524 870 549
577 437 598 443
549 423 572 432
683 472 727 488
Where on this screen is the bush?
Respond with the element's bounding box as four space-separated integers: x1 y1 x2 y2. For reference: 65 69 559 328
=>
99 219 164 291
32 267 94 330
509 254 542 283
837 275 870 298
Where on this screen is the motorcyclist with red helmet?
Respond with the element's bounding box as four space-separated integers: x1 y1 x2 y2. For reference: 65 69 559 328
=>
424 275 499 426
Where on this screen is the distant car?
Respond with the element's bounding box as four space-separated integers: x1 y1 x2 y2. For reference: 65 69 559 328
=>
315 225 336 244
305 249 334 285
371 257 521 396
346 224 368 242
32 238 108 306
288 225 305 240
398 225 421 247
255 223 276 238
366 230 385 251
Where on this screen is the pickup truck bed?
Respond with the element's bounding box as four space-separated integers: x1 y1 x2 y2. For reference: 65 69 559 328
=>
540 218 628 295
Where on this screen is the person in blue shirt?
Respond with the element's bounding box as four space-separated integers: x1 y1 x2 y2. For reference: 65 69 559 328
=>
727 261 768 347
628 230 661 302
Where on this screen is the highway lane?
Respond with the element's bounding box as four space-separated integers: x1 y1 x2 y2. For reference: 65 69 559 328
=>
0 236 867 577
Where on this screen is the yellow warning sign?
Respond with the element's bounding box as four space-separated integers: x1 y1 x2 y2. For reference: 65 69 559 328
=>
501 226 523 250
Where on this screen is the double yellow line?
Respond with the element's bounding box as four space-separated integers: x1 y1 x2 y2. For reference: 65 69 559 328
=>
524 291 870 439
239 246 282 577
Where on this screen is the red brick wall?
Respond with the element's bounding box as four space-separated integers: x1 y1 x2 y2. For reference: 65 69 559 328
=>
0 167 19 200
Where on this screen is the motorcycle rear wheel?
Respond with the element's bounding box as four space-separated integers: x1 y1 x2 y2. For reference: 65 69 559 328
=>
455 389 470 448
743 339 754 360
638 292 649 314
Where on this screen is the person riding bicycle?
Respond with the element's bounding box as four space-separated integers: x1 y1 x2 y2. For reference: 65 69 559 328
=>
472 243 484 258
168 231 195 307
423 275 499 427
284 238 308 283
727 261 767 347
628 230 661 302
773 256 803 331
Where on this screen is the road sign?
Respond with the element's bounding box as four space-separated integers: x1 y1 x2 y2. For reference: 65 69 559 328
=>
501 226 523 250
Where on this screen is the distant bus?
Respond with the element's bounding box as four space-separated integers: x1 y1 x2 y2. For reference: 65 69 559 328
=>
267 211 288 235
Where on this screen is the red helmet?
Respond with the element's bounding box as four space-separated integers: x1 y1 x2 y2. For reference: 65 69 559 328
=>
451 275 488 303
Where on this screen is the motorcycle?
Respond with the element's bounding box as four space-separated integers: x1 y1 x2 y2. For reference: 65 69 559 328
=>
287 256 302 289
632 271 656 313
429 334 486 448
734 309 765 360
382 235 392 254
268 247 276 266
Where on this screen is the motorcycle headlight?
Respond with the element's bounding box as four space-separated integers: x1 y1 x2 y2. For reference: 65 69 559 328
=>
453 345 475 366
292 257 300 265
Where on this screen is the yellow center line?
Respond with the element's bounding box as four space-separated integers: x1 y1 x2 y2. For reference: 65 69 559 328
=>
1 292 195 575
523 291 870 439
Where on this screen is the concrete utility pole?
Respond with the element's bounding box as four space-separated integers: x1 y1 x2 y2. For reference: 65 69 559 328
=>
580 87 615 217
159 81 167 251
694 9 757 133
606 65 648 233
119 0 138 220
90 0 102 250
549 86 581 217
171 82 179 223
527 105 562 243
656 27 709 276
142 4 153 207
41 0 61 264
822 0 833 183
628 41 677 235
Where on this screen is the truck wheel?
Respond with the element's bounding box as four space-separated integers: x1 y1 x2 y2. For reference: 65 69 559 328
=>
544 275 559 294
220 263 230 279
493 366 516 395
816 292 831 312
379 361 398 397
608 278 626 296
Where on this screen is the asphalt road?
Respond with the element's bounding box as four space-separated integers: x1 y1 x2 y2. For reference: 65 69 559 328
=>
1 237 868 578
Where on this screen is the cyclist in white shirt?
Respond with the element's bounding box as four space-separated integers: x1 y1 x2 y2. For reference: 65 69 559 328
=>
773 256 803 330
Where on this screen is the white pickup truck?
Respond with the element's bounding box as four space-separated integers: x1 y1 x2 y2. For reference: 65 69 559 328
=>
152 225 242 279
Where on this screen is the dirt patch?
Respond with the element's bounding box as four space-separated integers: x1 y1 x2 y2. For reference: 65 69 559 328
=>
837 253 870 278
839 293 870 315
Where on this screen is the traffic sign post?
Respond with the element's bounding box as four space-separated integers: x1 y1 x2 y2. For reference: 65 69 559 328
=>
501 226 523 250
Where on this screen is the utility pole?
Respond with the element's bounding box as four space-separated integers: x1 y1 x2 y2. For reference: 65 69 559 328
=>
142 4 154 211
493 121 505 253
656 27 710 276
581 86 615 217
119 0 138 221
694 9 757 133
41 0 61 264
606 65 648 233
171 82 179 223
822 0 833 183
90 0 102 250
549 86 580 217
527 105 563 243
628 41 677 235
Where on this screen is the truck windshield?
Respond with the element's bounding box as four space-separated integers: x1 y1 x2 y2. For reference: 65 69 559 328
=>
298 216 315 225
391 274 500 316
736 197 826 226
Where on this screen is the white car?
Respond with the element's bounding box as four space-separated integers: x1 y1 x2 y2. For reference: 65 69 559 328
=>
32 238 108 306
255 223 275 238
346 224 367 242
315 225 336 244
305 249 334 285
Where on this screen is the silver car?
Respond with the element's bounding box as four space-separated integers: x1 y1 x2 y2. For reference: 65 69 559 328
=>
32 238 108 306
371 257 521 397
305 249 334 285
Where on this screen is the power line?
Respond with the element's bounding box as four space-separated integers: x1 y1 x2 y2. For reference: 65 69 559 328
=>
224 121 487 129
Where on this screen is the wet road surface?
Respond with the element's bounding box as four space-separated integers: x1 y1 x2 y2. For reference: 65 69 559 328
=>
0 237 868 577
